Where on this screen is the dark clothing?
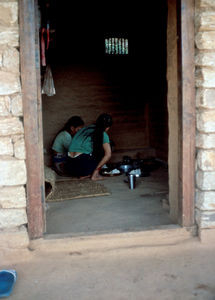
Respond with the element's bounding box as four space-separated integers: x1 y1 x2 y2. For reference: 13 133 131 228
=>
67 154 98 177
52 153 68 176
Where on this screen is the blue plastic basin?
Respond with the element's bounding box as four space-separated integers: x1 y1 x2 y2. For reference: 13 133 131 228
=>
0 270 17 298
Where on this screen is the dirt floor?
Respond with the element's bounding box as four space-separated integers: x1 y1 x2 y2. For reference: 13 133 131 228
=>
1 237 215 300
46 168 171 235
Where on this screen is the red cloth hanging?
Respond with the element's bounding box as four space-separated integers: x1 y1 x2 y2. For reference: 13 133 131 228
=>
41 27 50 67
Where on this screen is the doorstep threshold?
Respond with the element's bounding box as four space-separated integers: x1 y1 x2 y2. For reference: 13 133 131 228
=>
29 224 197 253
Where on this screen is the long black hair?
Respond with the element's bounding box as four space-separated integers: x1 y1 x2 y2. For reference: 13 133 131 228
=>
92 113 112 160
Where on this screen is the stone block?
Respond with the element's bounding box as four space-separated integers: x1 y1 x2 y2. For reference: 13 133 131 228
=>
196 208 215 229
0 50 2 67
0 159 26 185
196 32 215 50
0 227 29 249
196 190 215 210
196 67 215 88
0 208 27 229
0 26 18 47
0 137 13 155
196 132 215 148
197 110 215 132
196 170 215 190
0 70 20 95
11 94 23 116
199 228 215 243
0 3 17 26
195 52 215 68
13 135 25 159
0 186 26 208
196 12 215 31
0 117 23 136
2 47 19 73
0 95 10 116
196 0 215 9
196 88 215 108
197 149 215 170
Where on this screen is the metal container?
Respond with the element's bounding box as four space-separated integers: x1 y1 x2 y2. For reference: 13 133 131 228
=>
118 164 133 174
128 174 136 189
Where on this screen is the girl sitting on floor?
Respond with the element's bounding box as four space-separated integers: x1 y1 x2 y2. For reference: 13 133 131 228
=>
52 116 84 175
67 113 112 180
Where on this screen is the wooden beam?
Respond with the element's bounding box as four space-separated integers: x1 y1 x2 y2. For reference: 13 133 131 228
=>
35 0 46 232
177 0 195 227
19 0 45 238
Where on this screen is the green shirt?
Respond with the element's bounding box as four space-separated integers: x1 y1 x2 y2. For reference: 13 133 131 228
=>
68 125 110 154
52 131 72 153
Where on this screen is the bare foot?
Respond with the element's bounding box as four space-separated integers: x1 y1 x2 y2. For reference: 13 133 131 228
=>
79 175 91 180
91 174 105 181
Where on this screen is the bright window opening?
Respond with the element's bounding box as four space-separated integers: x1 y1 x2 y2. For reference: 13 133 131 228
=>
105 38 129 55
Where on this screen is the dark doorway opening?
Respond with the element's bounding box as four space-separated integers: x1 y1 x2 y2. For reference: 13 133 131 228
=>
19 0 195 239
39 0 172 235
41 1 168 162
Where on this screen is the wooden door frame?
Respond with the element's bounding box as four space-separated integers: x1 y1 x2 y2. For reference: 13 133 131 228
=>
19 0 45 239
19 0 195 239
177 0 195 227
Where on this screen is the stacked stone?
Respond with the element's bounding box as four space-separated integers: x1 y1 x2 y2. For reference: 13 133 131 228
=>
0 0 29 248
195 0 215 236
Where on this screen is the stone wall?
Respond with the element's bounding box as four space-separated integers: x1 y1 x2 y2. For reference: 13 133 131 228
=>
195 0 215 239
0 0 29 248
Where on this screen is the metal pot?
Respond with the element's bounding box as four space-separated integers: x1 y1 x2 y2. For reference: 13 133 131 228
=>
118 164 133 174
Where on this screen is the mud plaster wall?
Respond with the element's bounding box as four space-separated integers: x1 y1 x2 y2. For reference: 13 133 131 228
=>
42 63 150 166
146 0 168 163
41 1 169 165
148 100 168 162
0 0 29 248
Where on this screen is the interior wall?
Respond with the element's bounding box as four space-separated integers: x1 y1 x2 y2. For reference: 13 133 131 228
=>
148 98 168 161
147 1 168 162
42 62 150 163
41 1 168 165
167 0 179 222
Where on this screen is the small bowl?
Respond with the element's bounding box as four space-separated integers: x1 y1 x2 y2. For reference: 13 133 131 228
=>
118 164 133 174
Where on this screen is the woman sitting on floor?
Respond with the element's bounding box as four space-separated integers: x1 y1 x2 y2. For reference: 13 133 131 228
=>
52 116 84 175
67 113 112 180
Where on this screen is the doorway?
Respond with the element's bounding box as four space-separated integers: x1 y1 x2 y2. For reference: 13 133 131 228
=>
41 0 172 235
19 0 195 239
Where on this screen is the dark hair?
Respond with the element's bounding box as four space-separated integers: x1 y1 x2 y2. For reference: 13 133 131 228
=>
92 113 112 159
62 116 84 133
52 116 84 150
